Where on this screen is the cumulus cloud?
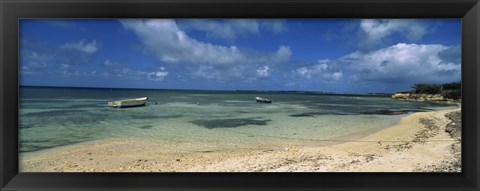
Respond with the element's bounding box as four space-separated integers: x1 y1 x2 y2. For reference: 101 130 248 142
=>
293 59 343 81
60 40 99 54
178 19 259 41
256 65 270 78
341 43 460 84
121 19 291 81
147 67 169 81
122 19 238 65
358 19 428 50
291 43 460 86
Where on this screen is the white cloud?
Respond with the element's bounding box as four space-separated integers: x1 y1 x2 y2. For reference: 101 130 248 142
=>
295 67 311 79
274 45 292 63
256 65 269 78
359 19 428 50
293 59 343 81
341 43 460 83
122 69 167 81
147 68 169 81
292 43 460 85
178 19 259 41
331 72 343 81
121 19 292 81
122 19 236 65
60 40 99 54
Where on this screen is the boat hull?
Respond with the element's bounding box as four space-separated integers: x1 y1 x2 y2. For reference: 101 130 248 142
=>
108 97 148 108
256 100 272 103
255 97 272 103
109 102 146 108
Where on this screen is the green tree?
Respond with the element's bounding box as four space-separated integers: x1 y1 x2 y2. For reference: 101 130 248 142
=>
440 81 461 100
441 82 461 90
412 84 441 94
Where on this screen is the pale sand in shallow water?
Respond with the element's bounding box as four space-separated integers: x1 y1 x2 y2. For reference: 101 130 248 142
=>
19 108 461 172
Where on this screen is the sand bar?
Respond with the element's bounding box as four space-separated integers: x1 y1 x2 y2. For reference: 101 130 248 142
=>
19 108 461 172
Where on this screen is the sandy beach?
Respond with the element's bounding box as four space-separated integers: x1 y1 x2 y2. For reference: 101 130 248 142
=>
19 108 461 172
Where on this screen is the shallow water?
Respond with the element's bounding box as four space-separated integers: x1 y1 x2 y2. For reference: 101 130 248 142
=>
19 87 456 153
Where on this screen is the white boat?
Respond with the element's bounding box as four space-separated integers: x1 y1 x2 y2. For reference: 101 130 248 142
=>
108 97 148 108
255 97 272 103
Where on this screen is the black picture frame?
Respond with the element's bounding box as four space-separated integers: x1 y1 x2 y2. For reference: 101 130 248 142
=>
1 0 479 190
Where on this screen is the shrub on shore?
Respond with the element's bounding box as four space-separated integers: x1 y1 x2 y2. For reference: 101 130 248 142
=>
410 82 461 100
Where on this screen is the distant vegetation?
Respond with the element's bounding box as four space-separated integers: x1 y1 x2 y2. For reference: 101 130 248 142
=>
411 82 461 100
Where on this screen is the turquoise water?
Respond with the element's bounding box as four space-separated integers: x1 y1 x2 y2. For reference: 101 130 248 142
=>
19 86 456 153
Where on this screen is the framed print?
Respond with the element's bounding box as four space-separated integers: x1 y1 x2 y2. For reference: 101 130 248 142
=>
17 18 463 173
1 0 479 190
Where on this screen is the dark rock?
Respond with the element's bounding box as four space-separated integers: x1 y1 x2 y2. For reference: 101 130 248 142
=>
445 111 461 139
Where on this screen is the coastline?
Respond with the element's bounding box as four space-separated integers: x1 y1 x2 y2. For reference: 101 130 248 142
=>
19 107 461 172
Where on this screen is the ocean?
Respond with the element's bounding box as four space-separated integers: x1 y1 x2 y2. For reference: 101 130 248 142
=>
19 86 456 153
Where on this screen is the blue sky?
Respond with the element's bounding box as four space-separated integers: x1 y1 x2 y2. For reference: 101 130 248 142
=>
20 19 461 93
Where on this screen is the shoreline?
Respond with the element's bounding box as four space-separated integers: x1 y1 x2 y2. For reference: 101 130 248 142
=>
19 107 461 172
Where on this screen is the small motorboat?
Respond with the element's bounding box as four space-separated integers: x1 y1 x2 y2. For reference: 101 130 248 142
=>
108 97 148 108
255 97 272 103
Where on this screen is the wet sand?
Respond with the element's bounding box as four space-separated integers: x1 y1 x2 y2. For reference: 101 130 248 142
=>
19 108 461 172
